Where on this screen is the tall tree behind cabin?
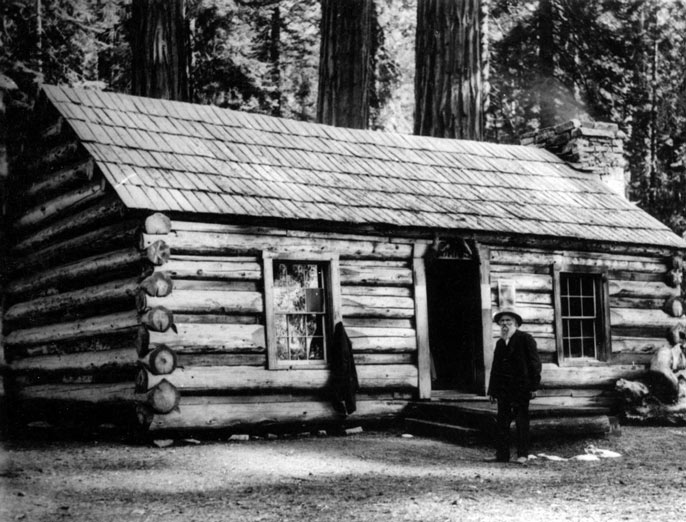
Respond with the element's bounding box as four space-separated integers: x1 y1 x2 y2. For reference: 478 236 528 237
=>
414 0 485 139
130 0 190 100
317 0 374 128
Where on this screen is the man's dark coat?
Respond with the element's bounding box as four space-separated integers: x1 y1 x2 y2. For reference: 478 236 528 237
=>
487 329 542 401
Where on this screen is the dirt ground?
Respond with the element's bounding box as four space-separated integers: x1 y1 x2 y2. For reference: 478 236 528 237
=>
2 425 686 522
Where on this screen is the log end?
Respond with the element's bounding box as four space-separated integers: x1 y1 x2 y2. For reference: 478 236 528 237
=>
139 271 173 297
147 380 180 414
145 240 170 266
148 346 178 375
140 306 175 333
144 213 172 235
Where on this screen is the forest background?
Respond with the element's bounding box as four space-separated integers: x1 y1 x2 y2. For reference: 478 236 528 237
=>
1 0 686 235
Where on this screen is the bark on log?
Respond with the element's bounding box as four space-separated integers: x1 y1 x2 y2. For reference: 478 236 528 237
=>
144 213 172 234
138 290 263 315
170 280 259 292
139 345 177 375
139 230 412 260
490 248 667 274
4 278 139 325
15 382 136 404
139 272 173 297
137 323 265 354
176 353 265 367
611 308 682 330
342 286 412 297
13 179 106 232
489 273 552 293
12 381 178 419
10 220 141 275
541 363 646 388
38 116 65 141
142 398 408 432
24 140 82 175
11 196 127 256
528 415 612 439
9 347 138 373
5 311 139 347
6 248 144 299
160 257 261 280
343 317 413 329
137 364 418 393
23 158 94 204
617 377 686 424
608 280 679 299
340 264 413 286
6 329 139 359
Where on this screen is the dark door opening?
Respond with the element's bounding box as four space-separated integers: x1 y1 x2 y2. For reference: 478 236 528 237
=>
426 259 481 393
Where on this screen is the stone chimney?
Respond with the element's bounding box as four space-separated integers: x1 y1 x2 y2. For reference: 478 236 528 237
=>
521 119 627 198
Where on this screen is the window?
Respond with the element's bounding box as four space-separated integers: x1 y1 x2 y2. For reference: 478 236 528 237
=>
553 265 610 363
263 253 341 369
274 262 327 362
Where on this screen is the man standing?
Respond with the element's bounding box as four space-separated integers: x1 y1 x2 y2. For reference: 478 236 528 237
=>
487 308 542 464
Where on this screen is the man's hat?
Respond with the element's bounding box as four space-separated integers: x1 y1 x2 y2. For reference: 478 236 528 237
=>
493 308 523 326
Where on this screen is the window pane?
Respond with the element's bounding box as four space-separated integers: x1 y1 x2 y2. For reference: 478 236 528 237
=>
569 319 581 338
582 297 595 316
582 336 596 358
306 314 321 336
274 315 288 338
289 336 306 360
567 277 580 295
308 336 325 360
562 295 569 315
289 315 306 337
582 277 595 295
569 338 582 358
277 337 289 360
306 288 324 312
569 296 582 317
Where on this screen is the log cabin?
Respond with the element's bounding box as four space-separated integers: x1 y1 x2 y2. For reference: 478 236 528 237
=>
2 84 685 436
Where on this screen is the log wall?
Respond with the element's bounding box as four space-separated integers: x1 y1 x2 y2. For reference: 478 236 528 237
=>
3 110 148 428
135 219 419 432
487 245 679 402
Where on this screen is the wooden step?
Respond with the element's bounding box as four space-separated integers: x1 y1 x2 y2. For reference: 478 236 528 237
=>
404 418 482 444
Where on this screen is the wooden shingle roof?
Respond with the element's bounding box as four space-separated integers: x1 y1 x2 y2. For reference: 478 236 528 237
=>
42 85 685 248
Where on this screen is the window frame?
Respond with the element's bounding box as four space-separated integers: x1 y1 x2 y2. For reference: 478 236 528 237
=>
263 251 342 370
552 263 612 366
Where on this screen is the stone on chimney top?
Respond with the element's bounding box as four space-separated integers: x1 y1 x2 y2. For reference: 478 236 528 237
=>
522 119 627 199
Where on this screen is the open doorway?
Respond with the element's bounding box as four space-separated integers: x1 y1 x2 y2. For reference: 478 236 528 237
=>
426 258 482 394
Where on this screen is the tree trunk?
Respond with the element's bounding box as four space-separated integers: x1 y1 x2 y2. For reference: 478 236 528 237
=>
538 0 555 128
269 5 282 117
130 0 190 101
316 0 374 129
414 0 484 140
